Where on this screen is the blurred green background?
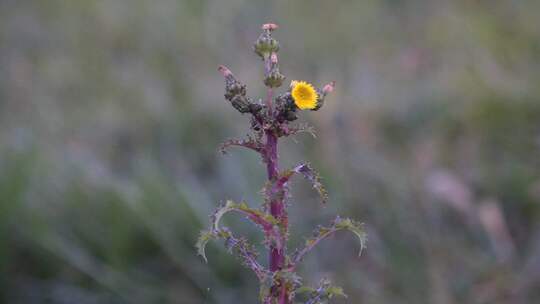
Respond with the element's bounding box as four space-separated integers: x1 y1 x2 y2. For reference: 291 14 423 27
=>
1 1 540 303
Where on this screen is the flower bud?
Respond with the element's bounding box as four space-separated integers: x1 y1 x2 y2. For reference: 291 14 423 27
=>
264 52 285 88
285 110 298 121
224 78 246 100
254 25 280 59
322 81 335 95
275 92 298 122
230 95 252 113
248 103 263 113
264 70 285 88
311 81 335 111
261 23 278 31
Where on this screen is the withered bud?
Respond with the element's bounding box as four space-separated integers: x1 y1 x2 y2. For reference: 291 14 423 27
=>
218 65 246 100
248 103 263 113
275 92 298 122
230 95 252 113
219 65 261 114
224 82 246 101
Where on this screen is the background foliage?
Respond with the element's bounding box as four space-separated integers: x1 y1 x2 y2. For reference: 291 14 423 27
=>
1 1 539 303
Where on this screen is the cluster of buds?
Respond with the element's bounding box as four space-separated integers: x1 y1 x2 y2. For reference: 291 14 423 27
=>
254 24 284 88
219 65 262 114
219 23 336 134
199 23 364 304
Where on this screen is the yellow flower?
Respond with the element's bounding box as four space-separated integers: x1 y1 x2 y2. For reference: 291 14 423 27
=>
291 81 318 110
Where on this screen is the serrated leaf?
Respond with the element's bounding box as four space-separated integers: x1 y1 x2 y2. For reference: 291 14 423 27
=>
197 201 275 281
326 286 346 298
296 286 316 294
288 123 316 138
212 200 277 232
195 230 216 263
278 163 328 204
220 133 263 154
222 230 268 281
302 278 347 304
293 216 367 264
197 226 268 280
334 217 368 256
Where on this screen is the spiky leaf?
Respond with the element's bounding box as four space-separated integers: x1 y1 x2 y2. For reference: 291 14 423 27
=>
196 230 216 263
293 216 367 265
288 123 316 138
334 217 367 256
278 163 328 204
197 201 278 280
196 226 268 280
220 133 263 154
298 278 347 304
212 200 278 232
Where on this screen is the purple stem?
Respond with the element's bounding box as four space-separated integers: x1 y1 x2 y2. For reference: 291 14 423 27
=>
263 57 283 271
266 130 284 272
266 128 290 304
263 72 290 304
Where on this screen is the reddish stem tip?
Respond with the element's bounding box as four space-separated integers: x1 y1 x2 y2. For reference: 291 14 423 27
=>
218 65 232 77
262 23 279 31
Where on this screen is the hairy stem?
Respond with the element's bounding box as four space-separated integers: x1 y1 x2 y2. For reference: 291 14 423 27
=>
264 82 290 304
266 130 285 271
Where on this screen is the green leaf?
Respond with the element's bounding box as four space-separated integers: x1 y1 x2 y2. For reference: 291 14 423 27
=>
300 278 347 304
334 217 368 256
212 200 277 232
293 216 367 264
195 230 216 263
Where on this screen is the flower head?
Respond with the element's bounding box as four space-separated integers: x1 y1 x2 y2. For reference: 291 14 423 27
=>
291 81 318 110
